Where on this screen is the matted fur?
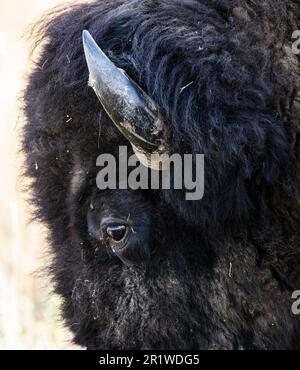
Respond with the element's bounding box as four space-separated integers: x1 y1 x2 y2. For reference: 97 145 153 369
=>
22 0 300 349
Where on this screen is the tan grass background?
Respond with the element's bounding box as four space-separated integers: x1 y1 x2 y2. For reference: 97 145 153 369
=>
0 0 82 350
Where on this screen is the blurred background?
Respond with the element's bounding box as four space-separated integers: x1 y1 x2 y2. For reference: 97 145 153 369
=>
0 0 82 350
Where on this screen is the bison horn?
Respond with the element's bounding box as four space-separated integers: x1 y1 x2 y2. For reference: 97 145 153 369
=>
83 30 170 171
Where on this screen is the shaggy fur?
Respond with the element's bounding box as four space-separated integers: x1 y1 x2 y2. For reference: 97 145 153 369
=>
22 0 300 349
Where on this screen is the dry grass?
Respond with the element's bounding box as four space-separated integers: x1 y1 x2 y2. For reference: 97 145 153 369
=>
0 0 82 350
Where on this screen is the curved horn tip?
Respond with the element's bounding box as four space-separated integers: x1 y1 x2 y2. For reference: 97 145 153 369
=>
82 29 100 58
82 29 92 43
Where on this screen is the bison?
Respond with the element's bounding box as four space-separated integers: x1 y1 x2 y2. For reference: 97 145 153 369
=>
22 0 300 349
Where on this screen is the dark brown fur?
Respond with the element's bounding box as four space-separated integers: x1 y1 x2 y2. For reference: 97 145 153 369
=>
22 0 300 349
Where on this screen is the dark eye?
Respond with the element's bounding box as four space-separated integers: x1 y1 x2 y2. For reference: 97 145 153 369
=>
105 223 128 243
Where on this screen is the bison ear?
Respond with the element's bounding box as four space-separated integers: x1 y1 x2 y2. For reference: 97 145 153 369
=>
82 30 170 171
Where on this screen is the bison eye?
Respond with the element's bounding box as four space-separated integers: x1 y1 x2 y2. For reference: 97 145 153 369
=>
104 223 128 243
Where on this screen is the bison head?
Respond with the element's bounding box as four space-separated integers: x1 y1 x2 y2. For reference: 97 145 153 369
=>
22 0 300 349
